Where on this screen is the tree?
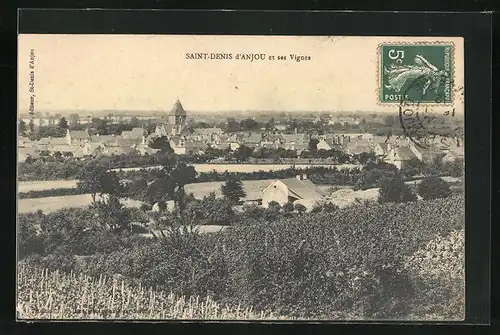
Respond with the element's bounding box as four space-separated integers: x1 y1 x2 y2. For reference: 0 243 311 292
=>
68 114 80 128
378 174 417 203
221 177 246 204
77 163 122 203
417 176 451 200
95 118 109 135
265 117 276 130
149 136 173 153
443 158 463 178
240 118 259 130
226 117 240 133
130 116 140 128
19 120 26 134
308 138 320 154
145 151 196 214
58 117 69 135
234 145 254 162
403 158 424 178
191 192 234 225
264 201 281 221
90 194 131 232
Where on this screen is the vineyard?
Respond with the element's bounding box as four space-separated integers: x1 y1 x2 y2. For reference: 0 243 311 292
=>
18 194 465 320
17 264 292 320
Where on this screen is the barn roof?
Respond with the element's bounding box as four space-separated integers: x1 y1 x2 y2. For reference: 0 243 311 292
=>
263 178 326 201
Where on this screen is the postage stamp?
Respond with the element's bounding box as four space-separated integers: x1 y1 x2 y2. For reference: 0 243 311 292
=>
378 42 455 104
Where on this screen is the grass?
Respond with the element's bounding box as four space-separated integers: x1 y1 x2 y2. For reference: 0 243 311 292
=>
18 195 146 214
17 264 293 320
18 180 79 192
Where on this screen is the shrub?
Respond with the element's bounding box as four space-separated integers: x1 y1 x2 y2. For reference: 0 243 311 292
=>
18 188 87 199
294 203 307 214
139 203 152 212
378 174 417 203
417 176 451 200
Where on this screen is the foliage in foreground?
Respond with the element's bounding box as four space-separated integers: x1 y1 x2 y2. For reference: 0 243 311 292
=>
17 264 290 320
19 195 465 320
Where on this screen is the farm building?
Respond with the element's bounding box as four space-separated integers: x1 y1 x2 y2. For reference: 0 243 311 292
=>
384 146 417 170
261 175 327 208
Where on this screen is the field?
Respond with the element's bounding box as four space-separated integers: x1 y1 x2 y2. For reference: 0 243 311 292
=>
18 194 145 214
17 179 334 213
18 180 79 193
17 264 292 320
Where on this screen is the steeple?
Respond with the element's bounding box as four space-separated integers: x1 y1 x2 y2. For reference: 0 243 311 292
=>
171 98 186 116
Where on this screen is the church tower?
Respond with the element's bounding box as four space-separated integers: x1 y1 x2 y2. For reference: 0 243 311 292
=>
168 98 187 135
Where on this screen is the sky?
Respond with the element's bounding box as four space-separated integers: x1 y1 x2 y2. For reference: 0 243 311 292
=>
18 34 464 115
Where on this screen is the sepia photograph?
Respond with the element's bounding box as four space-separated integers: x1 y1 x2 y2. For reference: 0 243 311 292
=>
17 34 465 321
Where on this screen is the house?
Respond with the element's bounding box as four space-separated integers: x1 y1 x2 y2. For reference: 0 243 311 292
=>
80 142 105 157
261 175 327 208
373 142 389 157
101 146 136 156
409 143 443 164
121 127 145 140
344 139 373 155
281 133 306 145
192 128 224 142
385 146 417 170
47 144 82 158
229 142 241 151
211 143 230 151
18 147 40 162
66 129 92 145
328 116 360 126
442 147 465 163
136 145 160 156
168 137 187 155
316 139 333 151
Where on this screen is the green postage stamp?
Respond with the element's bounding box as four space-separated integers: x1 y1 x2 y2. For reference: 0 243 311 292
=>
378 42 454 104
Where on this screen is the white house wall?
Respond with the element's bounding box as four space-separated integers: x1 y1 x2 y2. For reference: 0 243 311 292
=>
261 180 289 208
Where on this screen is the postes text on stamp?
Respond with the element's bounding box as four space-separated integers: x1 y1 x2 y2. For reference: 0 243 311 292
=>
379 43 454 104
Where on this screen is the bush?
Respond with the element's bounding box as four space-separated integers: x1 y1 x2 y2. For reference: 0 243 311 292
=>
378 174 417 203
417 176 451 200
18 188 87 199
139 203 152 211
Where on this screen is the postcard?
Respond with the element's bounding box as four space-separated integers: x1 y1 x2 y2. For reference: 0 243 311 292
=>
17 34 465 321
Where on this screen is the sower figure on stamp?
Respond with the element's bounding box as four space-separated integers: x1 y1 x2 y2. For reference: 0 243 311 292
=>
384 55 448 96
